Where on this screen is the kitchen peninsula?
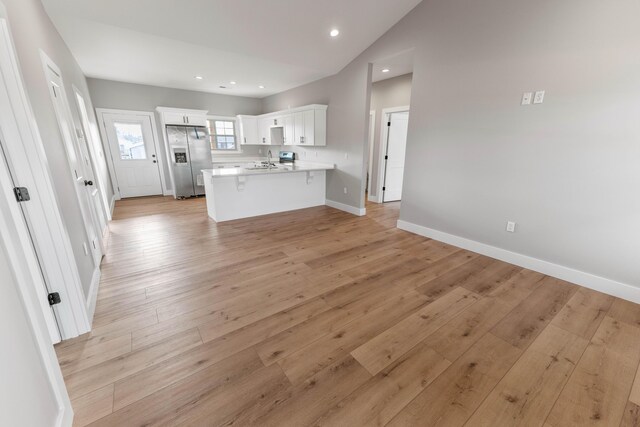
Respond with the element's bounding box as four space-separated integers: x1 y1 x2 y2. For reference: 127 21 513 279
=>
202 161 334 222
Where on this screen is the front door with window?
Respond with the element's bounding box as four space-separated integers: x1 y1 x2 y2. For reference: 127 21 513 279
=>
102 113 163 198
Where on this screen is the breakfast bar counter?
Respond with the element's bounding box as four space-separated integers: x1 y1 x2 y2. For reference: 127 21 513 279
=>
201 162 334 222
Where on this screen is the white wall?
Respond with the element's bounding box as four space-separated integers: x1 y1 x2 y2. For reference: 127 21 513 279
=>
0 241 59 426
369 73 413 198
87 78 265 193
264 0 640 290
2 0 110 295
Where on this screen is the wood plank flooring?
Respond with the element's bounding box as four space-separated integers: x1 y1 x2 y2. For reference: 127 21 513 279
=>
55 196 640 426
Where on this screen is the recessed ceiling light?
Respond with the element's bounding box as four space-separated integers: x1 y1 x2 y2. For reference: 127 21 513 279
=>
382 69 390 73
330 29 340 37
230 81 237 85
194 75 204 80
259 85 265 89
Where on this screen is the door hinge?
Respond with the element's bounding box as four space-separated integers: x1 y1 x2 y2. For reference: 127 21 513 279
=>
387 122 391 126
13 187 30 202
382 186 386 191
384 155 388 160
48 292 61 306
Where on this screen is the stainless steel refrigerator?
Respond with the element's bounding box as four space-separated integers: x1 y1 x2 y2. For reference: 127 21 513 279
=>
166 125 212 198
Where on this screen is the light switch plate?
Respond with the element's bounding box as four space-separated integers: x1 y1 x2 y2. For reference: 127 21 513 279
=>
534 90 545 104
521 92 532 105
506 221 516 233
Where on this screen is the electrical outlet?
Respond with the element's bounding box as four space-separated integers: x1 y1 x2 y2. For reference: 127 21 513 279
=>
534 90 545 104
521 92 532 105
506 221 516 233
343 187 348 194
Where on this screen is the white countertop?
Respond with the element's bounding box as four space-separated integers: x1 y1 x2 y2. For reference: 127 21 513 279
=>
202 162 334 178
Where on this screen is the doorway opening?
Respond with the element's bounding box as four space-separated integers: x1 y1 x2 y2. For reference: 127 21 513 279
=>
364 50 414 210
97 109 166 199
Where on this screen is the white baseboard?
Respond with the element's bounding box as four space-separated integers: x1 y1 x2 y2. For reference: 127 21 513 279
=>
397 219 640 304
109 195 116 216
326 199 366 216
86 267 101 326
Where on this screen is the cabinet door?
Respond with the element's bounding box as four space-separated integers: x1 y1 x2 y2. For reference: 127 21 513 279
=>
238 116 259 145
302 110 315 146
271 116 283 127
163 112 187 125
185 114 207 127
293 112 305 145
283 114 294 145
258 117 271 144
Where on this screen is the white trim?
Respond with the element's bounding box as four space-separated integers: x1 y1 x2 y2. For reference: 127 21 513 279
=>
326 199 366 216
110 194 116 216
368 194 379 203
71 85 111 224
366 110 375 196
86 267 101 324
40 51 103 268
377 106 410 204
0 12 89 341
207 114 244 155
96 108 170 198
0 3 73 424
397 219 640 304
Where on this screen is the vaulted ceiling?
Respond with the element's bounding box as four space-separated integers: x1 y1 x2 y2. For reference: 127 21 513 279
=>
41 0 422 97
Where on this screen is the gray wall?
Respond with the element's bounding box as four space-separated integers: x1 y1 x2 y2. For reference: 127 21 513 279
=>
2 0 107 292
262 63 372 208
369 73 413 198
264 0 640 287
87 78 265 192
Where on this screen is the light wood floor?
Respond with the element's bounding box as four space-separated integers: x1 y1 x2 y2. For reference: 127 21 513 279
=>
56 196 640 426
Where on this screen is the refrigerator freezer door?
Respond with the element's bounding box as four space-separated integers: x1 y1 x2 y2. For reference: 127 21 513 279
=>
187 127 212 196
166 125 195 197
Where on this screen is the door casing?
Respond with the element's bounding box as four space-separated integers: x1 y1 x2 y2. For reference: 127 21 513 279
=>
97 108 169 200
0 9 90 342
376 106 410 203
41 51 103 267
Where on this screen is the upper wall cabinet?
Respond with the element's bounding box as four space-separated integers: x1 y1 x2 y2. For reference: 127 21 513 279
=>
237 115 259 145
237 104 327 146
157 107 208 127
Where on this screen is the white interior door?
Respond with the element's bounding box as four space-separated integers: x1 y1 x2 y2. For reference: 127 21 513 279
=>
102 113 163 198
44 61 103 266
74 89 110 231
382 111 409 202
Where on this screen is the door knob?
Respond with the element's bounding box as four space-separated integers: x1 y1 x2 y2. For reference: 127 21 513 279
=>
84 180 93 186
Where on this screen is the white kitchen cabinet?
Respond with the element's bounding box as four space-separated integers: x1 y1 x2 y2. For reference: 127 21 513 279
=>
292 107 326 146
237 115 259 145
184 114 207 127
258 116 272 145
283 114 294 146
237 104 326 146
159 109 208 126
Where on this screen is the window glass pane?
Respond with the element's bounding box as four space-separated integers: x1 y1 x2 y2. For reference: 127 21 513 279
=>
115 122 146 160
209 119 237 150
